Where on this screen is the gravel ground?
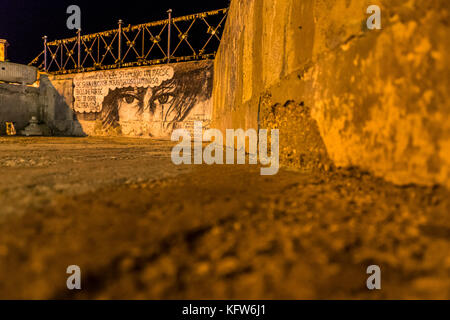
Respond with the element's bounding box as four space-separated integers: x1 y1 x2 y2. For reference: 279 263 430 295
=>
0 137 449 299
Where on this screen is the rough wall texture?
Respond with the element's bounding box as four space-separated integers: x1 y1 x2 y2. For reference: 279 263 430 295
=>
39 75 81 136
0 62 37 85
212 0 450 188
1 60 213 138
48 60 213 138
0 83 40 134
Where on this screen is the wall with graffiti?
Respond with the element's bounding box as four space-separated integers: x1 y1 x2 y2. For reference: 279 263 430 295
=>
46 60 213 138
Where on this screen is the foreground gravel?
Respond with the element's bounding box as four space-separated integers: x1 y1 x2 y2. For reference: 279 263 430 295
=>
0 137 449 299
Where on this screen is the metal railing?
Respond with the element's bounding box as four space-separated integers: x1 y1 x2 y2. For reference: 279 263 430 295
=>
29 8 228 74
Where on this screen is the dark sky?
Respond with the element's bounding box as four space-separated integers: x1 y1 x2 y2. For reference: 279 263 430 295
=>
0 0 230 64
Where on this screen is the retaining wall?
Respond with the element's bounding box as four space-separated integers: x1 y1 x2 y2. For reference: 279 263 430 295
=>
212 0 450 188
0 83 40 134
46 60 214 138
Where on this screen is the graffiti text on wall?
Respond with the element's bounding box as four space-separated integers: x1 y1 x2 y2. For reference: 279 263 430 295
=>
72 62 213 138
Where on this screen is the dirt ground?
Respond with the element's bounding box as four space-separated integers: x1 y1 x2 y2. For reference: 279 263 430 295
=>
0 137 449 299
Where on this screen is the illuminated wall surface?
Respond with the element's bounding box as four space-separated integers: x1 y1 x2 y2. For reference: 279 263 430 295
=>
0 62 39 134
0 61 213 138
0 82 40 134
0 40 7 62
213 0 450 189
0 46 5 62
45 60 213 138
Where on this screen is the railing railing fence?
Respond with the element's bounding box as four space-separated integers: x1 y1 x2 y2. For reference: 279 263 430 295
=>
29 8 228 74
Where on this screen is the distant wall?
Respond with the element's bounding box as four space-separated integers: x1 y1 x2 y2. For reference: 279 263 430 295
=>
213 0 450 188
47 60 214 138
39 74 80 136
0 83 39 134
0 62 37 85
0 62 39 135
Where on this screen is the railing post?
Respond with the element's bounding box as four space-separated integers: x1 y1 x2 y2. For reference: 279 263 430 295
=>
118 19 123 65
77 29 81 69
43 36 48 71
167 9 172 64
32 8 227 71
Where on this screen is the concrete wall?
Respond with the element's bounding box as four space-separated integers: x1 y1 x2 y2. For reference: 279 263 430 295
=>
0 62 37 85
1 60 213 138
0 62 40 135
38 74 81 136
212 0 450 188
48 60 214 138
0 83 40 135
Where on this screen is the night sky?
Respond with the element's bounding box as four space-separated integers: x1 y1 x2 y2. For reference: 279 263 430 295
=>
0 0 230 64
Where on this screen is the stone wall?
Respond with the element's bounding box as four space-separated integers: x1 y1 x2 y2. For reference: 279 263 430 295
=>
0 62 40 135
0 61 37 85
1 60 213 138
212 0 450 188
0 83 40 135
47 60 214 138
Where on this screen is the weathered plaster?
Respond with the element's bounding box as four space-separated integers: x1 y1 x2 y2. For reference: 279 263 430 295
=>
213 0 450 188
